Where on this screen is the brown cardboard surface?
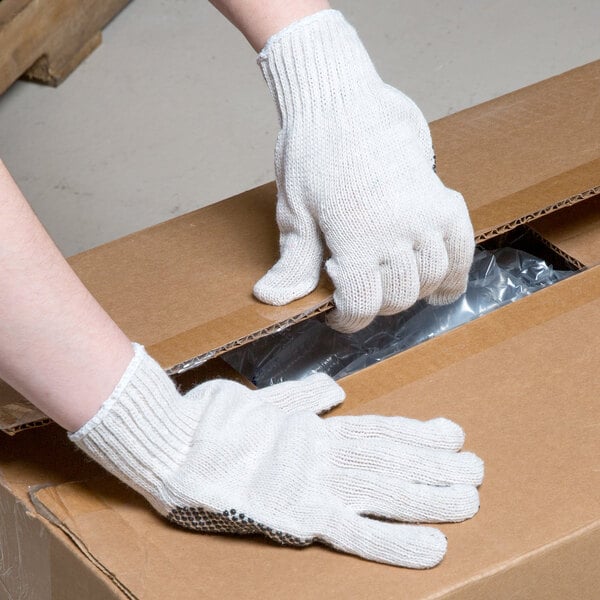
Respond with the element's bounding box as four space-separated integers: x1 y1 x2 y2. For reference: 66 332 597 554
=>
2 61 600 597
0 424 125 599
529 195 600 267
432 61 600 237
0 481 124 600
3 61 600 434
18 266 600 599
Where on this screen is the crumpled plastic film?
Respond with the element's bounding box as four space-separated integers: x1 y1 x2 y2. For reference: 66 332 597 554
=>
223 247 575 387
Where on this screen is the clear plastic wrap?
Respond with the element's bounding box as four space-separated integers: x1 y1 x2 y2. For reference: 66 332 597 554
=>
223 247 575 387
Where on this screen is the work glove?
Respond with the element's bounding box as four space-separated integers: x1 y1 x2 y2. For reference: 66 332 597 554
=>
254 10 475 333
69 344 484 568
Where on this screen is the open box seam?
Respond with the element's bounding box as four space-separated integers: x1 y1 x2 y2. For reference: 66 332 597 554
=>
1 226 587 420
165 300 335 375
165 192 596 378
2 258 590 436
1 190 597 432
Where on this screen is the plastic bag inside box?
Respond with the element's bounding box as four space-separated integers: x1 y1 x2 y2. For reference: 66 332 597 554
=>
223 247 575 387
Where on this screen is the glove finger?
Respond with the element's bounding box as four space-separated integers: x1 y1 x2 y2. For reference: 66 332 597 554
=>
253 194 323 306
428 191 475 305
379 245 420 316
325 415 465 451
414 234 449 298
256 373 345 414
331 438 484 486
330 468 479 523
320 510 447 568
325 256 382 333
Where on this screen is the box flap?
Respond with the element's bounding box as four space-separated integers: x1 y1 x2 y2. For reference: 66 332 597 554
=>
29 266 600 599
70 59 600 372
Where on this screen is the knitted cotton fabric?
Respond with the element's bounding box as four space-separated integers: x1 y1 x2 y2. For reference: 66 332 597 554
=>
254 10 475 333
69 344 483 568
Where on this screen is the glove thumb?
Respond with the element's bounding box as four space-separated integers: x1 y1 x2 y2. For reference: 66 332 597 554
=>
257 373 345 414
254 207 323 305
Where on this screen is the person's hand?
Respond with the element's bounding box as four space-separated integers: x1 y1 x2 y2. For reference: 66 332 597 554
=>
253 10 475 333
70 344 484 568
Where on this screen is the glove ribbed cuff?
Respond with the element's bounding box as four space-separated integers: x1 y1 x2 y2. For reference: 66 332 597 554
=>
68 344 194 510
258 10 381 122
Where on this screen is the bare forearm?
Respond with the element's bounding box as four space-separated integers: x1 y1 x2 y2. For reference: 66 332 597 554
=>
0 161 133 431
209 0 330 51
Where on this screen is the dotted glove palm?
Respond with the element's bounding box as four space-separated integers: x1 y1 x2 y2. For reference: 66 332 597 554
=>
70 344 484 569
254 10 475 333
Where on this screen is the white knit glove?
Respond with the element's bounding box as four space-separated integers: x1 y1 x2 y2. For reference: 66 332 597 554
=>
254 10 475 333
69 344 483 568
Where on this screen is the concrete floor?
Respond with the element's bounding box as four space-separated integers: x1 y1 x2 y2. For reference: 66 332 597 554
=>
1 0 599 256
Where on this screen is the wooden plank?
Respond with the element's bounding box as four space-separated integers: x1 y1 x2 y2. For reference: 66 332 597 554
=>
0 0 132 95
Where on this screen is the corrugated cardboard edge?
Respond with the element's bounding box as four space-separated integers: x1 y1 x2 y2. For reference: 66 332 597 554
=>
0 384 51 435
29 483 135 600
473 185 599 242
526 227 588 270
529 194 600 268
162 298 335 375
1 417 53 436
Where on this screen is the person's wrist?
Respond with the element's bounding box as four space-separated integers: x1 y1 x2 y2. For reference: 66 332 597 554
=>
68 344 193 504
258 8 338 56
258 10 381 120
210 0 330 52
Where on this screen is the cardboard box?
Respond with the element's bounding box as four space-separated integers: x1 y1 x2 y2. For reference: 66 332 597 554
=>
1 60 600 599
